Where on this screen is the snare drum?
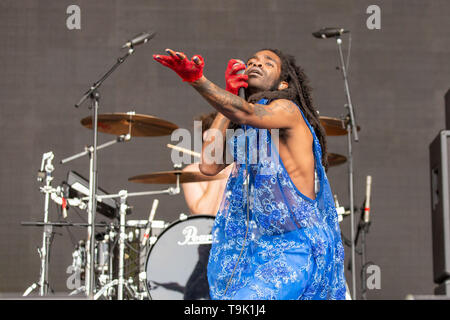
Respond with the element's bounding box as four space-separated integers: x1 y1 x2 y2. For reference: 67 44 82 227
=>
145 215 215 300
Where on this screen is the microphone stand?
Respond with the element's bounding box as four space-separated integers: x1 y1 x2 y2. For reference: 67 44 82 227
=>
352 202 371 300
73 47 135 299
335 35 359 300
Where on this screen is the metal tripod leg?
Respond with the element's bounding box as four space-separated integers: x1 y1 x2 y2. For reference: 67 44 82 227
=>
94 280 118 300
117 190 128 300
23 283 39 297
93 190 129 300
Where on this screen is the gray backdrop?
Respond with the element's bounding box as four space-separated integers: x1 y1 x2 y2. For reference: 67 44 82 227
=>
1 0 449 299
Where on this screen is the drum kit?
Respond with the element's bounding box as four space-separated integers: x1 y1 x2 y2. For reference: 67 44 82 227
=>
21 110 354 300
14 27 369 299
19 27 361 302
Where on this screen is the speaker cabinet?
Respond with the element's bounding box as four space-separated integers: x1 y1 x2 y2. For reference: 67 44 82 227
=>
435 280 450 296
445 89 450 130
429 130 450 284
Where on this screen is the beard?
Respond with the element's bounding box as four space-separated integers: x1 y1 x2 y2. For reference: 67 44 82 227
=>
245 79 283 103
245 78 281 101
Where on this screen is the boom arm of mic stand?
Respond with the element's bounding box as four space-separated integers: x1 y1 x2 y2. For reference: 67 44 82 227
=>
74 49 135 108
336 37 359 142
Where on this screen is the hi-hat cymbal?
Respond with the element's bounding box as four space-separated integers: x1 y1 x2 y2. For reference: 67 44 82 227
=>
319 116 361 136
328 153 347 167
129 170 228 184
81 113 178 137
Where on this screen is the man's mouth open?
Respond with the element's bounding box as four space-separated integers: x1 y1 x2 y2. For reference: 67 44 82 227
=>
247 68 263 77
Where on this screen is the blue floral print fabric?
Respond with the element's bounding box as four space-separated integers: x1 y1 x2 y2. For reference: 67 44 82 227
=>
207 99 346 300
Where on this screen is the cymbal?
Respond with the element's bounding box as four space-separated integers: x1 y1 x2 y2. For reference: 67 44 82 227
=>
320 116 360 136
129 153 345 184
328 153 347 167
81 113 178 137
129 170 228 184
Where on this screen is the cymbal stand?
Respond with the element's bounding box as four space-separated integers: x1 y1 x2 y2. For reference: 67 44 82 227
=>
93 183 180 300
60 134 131 165
117 190 128 300
60 133 131 298
23 151 55 297
336 35 359 299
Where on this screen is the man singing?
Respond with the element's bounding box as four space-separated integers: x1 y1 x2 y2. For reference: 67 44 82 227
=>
153 48 346 300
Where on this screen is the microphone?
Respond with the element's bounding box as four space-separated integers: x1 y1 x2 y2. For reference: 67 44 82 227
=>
141 199 159 246
233 61 247 99
122 31 156 49
312 27 349 39
363 175 372 223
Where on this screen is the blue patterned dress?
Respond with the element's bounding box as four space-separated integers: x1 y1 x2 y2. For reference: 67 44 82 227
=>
207 99 346 300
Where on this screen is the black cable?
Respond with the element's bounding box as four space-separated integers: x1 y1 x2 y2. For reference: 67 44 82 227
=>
72 206 88 224
124 241 141 254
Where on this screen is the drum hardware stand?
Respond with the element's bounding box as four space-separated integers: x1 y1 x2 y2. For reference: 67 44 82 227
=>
61 132 131 298
60 134 131 165
335 34 359 300
23 152 55 297
94 279 118 300
61 133 122 299
22 222 110 228
117 190 129 300
92 185 180 300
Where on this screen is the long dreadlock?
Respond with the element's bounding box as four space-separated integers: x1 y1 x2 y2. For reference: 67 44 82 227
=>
245 49 329 171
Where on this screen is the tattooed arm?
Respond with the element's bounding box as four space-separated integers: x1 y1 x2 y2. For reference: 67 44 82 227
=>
152 49 300 174
190 76 300 129
152 49 299 129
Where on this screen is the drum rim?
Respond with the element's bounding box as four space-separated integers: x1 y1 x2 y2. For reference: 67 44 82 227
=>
144 214 215 300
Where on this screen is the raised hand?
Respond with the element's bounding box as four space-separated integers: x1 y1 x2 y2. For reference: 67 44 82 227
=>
153 48 204 82
225 59 248 95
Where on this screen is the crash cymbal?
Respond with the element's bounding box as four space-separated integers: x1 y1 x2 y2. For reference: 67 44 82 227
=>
320 116 360 136
81 113 178 137
328 153 347 167
129 170 228 184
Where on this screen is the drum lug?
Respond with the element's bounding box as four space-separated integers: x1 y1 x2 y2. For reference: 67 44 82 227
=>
179 213 188 221
139 271 147 281
149 236 157 245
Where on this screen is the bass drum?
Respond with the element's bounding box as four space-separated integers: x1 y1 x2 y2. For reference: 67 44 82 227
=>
145 215 215 300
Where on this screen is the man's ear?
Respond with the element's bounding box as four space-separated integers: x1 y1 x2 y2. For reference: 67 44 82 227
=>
278 81 288 90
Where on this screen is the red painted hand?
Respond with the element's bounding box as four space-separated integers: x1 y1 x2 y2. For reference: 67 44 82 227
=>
225 59 248 95
153 49 204 82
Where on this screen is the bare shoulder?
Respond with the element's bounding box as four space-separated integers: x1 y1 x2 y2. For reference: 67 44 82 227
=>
270 99 309 128
268 99 299 115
